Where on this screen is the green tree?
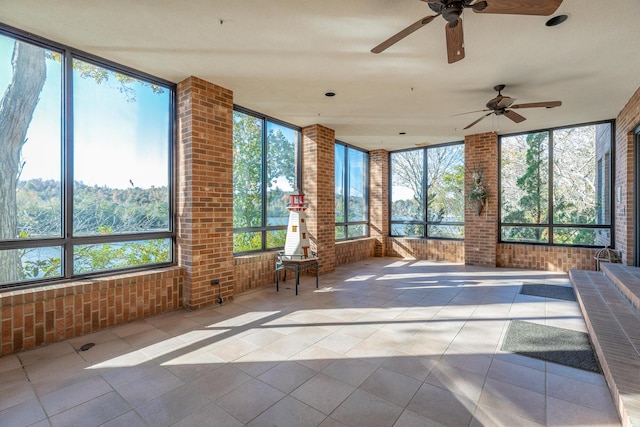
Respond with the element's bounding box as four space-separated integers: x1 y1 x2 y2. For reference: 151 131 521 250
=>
232 112 295 252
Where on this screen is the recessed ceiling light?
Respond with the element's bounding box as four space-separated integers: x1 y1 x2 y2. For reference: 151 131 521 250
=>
545 14 568 27
325 92 336 97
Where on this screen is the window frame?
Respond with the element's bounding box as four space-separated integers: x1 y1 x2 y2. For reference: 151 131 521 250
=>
232 105 301 255
388 141 465 240
498 119 615 248
0 23 176 290
335 141 369 241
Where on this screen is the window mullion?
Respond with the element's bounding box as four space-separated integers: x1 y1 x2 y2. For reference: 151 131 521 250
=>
63 50 74 279
548 130 554 245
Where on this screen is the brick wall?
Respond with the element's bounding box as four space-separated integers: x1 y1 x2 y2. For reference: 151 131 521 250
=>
614 86 640 265
0 267 183 356
497 244 598 272
176 77 235 309
464 132 499 267
233 251 280 294
387 238 464 262
302 125 336 274
336 238 376 266
369 150 389 257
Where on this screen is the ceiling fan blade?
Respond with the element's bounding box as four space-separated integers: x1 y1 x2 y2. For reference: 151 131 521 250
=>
371 15 439 54
464 112 493 130
504 109 527 123
473 0 562 16
451 108 491 117
445 19 465 64
511 101 562 109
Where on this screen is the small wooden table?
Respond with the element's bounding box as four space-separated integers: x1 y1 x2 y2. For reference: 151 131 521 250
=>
275 254 318 295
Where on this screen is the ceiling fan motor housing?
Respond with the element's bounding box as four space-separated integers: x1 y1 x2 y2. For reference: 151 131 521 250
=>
442 2 464 23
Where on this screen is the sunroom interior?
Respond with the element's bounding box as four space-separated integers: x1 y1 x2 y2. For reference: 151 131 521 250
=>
1 0 640 426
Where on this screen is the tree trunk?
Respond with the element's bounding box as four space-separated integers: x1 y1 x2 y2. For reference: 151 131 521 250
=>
0 41 47 283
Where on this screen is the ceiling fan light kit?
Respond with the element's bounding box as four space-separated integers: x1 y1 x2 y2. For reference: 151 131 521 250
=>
371 0 563 63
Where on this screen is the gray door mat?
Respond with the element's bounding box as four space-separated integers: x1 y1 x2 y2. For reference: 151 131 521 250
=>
501 320 602 373
520 284 576 301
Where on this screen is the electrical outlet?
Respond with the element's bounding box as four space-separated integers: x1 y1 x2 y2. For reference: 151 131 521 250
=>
211 279 219 286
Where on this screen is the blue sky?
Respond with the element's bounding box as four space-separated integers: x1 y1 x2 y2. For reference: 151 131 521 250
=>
0 35 170 189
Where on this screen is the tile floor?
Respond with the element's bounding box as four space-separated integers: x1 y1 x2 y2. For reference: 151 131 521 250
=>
0 258 622 427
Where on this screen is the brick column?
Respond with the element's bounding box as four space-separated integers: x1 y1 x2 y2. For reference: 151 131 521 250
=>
176 77 234 309
614 86 640 265
369 149 389 257
302 124 336 274
464 132 499 267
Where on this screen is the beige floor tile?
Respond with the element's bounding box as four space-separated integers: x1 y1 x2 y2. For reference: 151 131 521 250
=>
359 367 422 407
0 398 48 427
291 373 355 415
247 395 326 427
471 402 545 427
48 391 130 427
17 341 75 366
406 382 476 426
382 352 437 382
115 365 184 407
322 358 378 387
135 383 211 427
330 389 404 427
258 360 317 393
315 331 363 355
478 377 546 425
172 402 243 427
189 364 253 400
394 409 448 426
40 375 112 416
488 357 546 394
546 395 621 426
425 361 486 404
214 378 285 424
100 410 148 427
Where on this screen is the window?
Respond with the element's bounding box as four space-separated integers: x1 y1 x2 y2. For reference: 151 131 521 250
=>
390 143 464 239
335 142 369 239
233 108 299 253
500 122 613 246
0 28 174 288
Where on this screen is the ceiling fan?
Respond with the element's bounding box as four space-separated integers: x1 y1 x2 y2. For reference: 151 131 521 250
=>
458 84 562 130
371 0 563 63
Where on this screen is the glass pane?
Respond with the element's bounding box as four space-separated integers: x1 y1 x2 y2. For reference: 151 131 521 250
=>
391 150 424 221
501 132 549 225
347 224 367 238
233 231 262 252
335 225 346 240
267 122 296 226
335 144 345 223
72 59 170 236
391 223 424 237
501 226 549 243
428 225 464 239
0 36 63 240
347 148 367 222
553 227 610 246
0 247 63 286
267 229 286 249
553 124 611 225
233 111 263 228
427 144 464 222
73 239 170 274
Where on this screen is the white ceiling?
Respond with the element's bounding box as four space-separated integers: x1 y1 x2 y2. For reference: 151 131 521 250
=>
2 0 639 151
